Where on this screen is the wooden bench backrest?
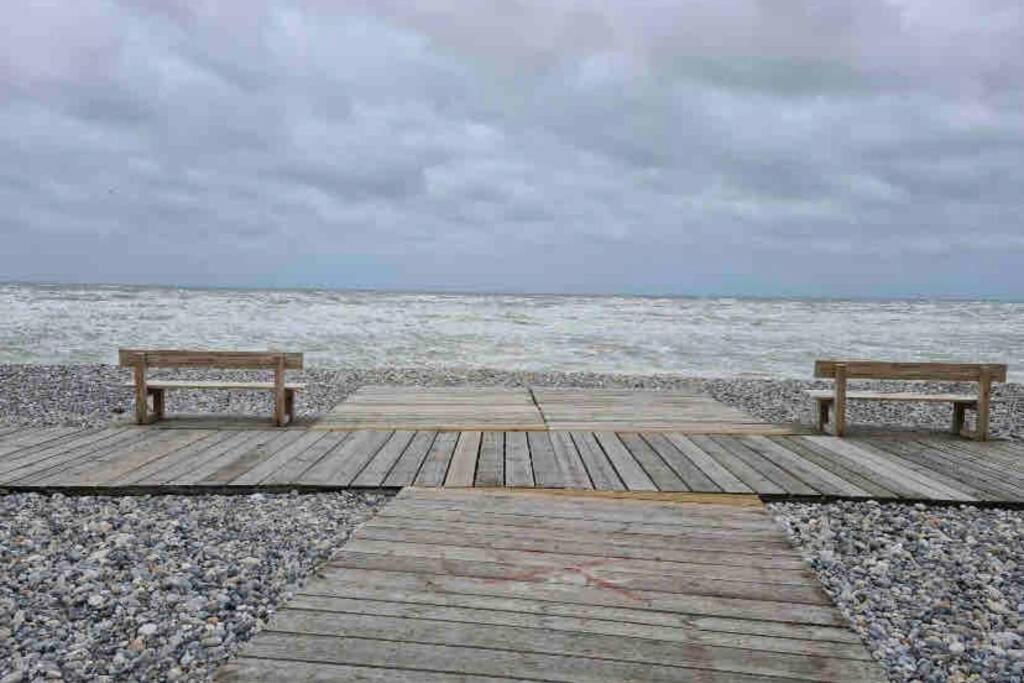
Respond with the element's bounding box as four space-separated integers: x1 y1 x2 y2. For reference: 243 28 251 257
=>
814 360 1006 382
118 349 303 370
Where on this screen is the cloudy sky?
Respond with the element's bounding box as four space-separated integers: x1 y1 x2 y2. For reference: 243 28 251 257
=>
1 1 1022 298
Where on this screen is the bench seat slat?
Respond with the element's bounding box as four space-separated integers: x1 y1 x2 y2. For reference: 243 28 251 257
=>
119 349 303 370
807 391 977 404
814 360 1006 382
122 381 305 390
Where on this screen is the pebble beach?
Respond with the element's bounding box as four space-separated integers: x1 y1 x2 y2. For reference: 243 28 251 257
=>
1 363 1023 682
1 364 1021 440
0 491 387 682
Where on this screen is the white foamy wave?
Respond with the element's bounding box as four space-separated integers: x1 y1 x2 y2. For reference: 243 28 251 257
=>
0 284 1020 381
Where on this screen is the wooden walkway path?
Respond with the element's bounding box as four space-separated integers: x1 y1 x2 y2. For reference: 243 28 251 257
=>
314 386 797 433
216 487 885 682
2 425 1023 501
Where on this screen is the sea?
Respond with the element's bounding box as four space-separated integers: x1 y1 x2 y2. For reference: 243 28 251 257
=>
1 283 1021 381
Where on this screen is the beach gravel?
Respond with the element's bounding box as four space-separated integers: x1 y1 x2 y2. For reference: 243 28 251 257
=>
0 364 1020 439
0 491 387 682
771 501 1024 683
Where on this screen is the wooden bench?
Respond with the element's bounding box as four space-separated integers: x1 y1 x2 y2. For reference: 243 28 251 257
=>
119 349 304 427
810 360 1006 441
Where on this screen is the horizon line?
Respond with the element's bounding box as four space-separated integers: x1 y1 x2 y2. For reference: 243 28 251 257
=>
1 278 1021 305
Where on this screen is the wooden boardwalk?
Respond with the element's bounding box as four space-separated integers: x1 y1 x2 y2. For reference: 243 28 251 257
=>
314 386 801 433
216 487 884 682
2 425 1023 501
533 387 778 432
316 386 547 431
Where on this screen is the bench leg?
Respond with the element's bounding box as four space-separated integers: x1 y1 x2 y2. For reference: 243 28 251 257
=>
285 389 295 424
133 365 148 425
952 402 967 436
151 388 166 421
816 399 831 433
273 359 286 427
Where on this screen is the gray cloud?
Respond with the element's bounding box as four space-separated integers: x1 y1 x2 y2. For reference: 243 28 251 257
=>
1 0 1022 297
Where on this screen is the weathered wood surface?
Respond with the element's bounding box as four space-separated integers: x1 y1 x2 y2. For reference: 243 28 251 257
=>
119 349 303 369
119 348 303 427
314 385 807 433
807 391 978 403
532 387 790 432
216 488 884 682
2 425 1023 501
315 386 546 431
814 360 1007 382
811 360 1007 440
122 380 306 390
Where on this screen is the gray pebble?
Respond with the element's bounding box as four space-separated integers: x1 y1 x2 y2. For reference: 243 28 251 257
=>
0 491 387 682
771 501 1024 682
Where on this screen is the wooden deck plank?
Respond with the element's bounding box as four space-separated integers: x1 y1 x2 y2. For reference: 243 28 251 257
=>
134 431 267 485
618 433 688 491
687 436 787 495
0 427 91 459
297 568 860 641
170 431 295 486
768 436 898 498
364 518 802 564
383 431 436 487
0 428 110 467
352 430 416 487
709 437 819 495
44 429 213 486
443 431 481 487
0 428 140 483
642 433 720 491
387 498 785 528
740 436 871 497
202 430 310 485
316 386 546 431
348 529 813 582
474 431 504 487
0 425 25 439
219 658 496 683
504 432 534 487
570 431 622 490
413 431 459 487
256 610 880 681
913 438 1024 480
803 436 976 500
12 429 158 485
230 430 333 486
263 431 351 485
547 423 804 434
663 434 752 493
284 594 870 659
549 430 593 488
310 565 845 626
6 434 139 485
231 631 823 683
848 441 998 501
115 430 240 485
297 430 394 486
526 431 560 487
291 581 860 644
218 489 882 683
317 385 792 434
593 432 656 491
533 388 769 433
373 508 786 538
859 439 1021 501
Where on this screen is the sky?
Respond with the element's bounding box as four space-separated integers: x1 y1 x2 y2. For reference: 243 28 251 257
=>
1 0 1022 299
